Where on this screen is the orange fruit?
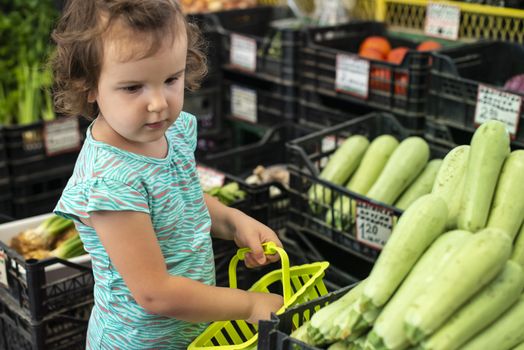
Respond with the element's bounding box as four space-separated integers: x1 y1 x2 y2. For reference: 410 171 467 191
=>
417 40 442 52
359 48 386 61
387 47 410 65
359 36 392 58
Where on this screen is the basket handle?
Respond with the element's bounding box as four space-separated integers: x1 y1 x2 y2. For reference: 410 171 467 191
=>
228 242 292 303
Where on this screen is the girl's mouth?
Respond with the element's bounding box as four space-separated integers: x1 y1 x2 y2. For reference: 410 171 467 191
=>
145 121 165 129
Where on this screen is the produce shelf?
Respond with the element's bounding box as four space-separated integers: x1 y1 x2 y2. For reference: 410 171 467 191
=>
300 21 431 132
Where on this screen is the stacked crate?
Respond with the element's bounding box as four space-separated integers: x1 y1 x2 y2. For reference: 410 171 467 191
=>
3 118 89 219
0 214 94 349
299 21 433 134
426 41 524 150
213 6 302 132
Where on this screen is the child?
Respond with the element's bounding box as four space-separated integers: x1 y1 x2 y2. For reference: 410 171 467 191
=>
51 0 284 348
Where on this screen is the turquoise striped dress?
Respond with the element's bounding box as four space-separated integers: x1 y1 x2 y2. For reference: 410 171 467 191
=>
54 112 215 349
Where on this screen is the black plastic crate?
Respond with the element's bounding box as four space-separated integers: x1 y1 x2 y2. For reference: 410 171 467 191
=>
0 127 6 164
424 118 473 150
4 118 87 177
10 165 73 198
11 189 65 220
0 291 91 350
195 127 234 160
185 86 222 136
9 164 74 219
285 225 372 283
428 41 524 147
0 178 12 219
258 283 355 350
200 123 317 231
213 6 303 85
286 113 446 262
223 71 299 126
301 22 431 131
299 86 375 128
0 237 93 321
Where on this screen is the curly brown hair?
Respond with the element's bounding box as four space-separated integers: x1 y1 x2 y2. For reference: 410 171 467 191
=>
51 0 207 119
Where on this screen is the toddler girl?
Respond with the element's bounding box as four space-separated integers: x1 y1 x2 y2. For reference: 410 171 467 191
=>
51 0 283 348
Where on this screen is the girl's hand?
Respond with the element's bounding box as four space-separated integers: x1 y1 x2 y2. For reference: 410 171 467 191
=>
232 211 283 268
245 292 283 325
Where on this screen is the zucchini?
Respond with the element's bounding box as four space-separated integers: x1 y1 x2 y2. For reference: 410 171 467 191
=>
309 135 369 212
513 342 524 350
326 135 399 230
290 321 314 345
458 120 510 232
361 194 447 310
431 145 470 229
307 281 366 345
487 150 524 240
461 294 524 350
404 227 512 343
420 260 524 350
366 137 430 205
328 341 349 350
395 159 443 210
347 135 400 194
335 195 447 337
511 223 524 268
367 230 471 350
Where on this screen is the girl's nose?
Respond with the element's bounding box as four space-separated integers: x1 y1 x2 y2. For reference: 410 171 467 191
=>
147 90 168 113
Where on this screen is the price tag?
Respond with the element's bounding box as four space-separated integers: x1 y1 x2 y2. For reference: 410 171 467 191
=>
474 84 522 137
424 2 460 40
335 53 370 99
44 118 81 156
197 165 225 191
355 201 393 249
230 34 257 72
0 250 8 288
231 85 257 123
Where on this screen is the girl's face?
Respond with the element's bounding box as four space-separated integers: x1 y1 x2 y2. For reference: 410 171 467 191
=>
89 23 187 147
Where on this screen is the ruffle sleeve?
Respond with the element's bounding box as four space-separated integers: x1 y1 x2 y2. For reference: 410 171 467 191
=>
54 177 149 223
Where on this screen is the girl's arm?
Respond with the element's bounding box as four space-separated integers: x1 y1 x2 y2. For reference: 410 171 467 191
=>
90 210 283 323
204 193 282 267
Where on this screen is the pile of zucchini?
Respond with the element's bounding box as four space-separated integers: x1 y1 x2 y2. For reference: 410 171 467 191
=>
291 120 524 350
311 133 443 231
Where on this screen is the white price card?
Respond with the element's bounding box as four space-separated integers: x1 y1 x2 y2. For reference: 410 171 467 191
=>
0 250 8 288
425 2 460 40
355 201 394 249
44 118 81 156
474 84 522 138
335 53 370 99
230 34 257 72
197 165 225 191
231 85 257 123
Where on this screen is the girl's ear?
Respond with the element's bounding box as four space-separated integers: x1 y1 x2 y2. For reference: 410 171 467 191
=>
87 89 97 103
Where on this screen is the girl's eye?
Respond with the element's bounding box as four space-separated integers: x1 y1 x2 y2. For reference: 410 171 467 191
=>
122 85 141 93
165 76 178 85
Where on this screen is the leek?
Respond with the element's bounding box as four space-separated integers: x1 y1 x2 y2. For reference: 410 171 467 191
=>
51 233 86 259
19 215 74 251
